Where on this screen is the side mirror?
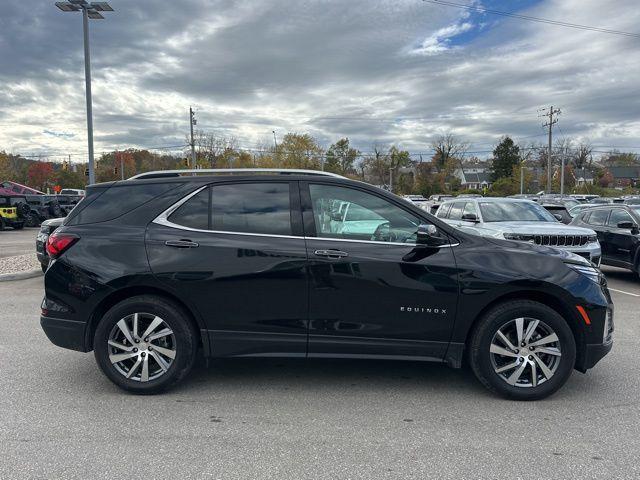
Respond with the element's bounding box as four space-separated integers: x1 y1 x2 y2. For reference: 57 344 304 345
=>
553 214 563 221
416 224 448 247
617 221 634 229
618 221 639 234
461 213 478 222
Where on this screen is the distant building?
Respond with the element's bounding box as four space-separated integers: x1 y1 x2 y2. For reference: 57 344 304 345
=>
454 168 493 190
607 166 640 188
574 168 595 187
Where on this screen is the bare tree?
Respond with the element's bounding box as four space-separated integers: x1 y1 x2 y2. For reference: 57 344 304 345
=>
572 142 593 170
430 132 468 168
186 131 238 168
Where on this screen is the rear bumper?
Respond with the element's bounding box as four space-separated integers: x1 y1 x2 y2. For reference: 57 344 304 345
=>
40 316 88 352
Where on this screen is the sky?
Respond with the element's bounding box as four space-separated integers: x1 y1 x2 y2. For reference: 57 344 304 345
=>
1 0 639 162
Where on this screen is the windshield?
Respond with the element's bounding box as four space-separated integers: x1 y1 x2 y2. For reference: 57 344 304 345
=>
479 201 557 222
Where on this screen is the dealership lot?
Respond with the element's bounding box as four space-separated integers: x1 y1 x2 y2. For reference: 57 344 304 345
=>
0 228 38 259
0 267 637 479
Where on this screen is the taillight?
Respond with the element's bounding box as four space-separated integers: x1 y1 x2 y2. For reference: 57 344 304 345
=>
47 232 79 259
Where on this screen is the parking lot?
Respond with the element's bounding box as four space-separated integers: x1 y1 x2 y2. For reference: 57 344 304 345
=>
0 253 638 478
0 228 38 258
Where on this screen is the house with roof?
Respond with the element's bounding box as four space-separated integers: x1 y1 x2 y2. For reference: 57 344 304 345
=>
453 166 493 190
607 166 640 188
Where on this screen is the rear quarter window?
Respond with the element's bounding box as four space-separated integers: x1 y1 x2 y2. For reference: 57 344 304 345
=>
67 182 175 225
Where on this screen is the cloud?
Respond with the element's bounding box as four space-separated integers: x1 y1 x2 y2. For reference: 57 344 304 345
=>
0 0 639 162
408 21 474 56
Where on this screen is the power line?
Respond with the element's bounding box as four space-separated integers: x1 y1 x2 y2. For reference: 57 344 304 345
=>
422 0 640 38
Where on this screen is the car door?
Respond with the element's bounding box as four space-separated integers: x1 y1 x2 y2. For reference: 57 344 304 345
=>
605 208 636 267
146 180 309 357
583 208 611 259
301 181 459 360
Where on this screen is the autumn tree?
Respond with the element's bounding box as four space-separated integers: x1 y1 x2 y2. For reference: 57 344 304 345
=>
276 133 324 169
27 162 54 191
325 138 359 175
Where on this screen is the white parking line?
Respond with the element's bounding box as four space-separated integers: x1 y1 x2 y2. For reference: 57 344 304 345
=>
609 288 640 298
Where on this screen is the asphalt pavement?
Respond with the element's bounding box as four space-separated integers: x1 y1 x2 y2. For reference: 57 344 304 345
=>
0 268 638 479
0 227 39 258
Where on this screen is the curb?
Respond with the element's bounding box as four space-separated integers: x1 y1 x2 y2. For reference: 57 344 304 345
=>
0 269 43 282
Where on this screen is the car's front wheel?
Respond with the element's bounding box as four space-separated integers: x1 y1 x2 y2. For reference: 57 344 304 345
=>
94 295 198 394
469 300 576 400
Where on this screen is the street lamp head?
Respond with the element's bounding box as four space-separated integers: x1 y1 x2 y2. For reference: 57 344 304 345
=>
87 10 104 19
55 0 113 17
91 2 114 12
55 2 81 12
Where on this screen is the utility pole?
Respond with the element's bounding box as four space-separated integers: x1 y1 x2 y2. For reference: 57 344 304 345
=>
189 107 197 168
541 106 561 193
389 168 393 193
520 160 525 194
120 152 124 180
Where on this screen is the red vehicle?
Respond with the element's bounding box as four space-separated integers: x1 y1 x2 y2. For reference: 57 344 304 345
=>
0 180 44 196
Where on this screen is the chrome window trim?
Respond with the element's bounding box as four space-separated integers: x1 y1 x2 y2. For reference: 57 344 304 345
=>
152 185 458 248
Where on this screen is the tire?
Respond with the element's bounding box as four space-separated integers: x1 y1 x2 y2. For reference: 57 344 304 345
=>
49 203 63 218
94 295 198 394
25 213 40 228
0 217 5 231
13 222 24 230
469 300 576 401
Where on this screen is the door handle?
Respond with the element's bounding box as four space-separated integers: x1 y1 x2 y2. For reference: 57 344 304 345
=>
314 249 348 259
165 239 199 248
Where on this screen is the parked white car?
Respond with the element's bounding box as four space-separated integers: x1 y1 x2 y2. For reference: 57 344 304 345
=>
436 197 602 264
402 195 429 211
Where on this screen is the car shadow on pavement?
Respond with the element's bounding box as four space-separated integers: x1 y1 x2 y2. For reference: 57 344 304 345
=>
174 356 488 397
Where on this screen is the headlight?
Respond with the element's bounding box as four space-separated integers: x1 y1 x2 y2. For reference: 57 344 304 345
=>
566 262 600 283
504 233 535 243
588 234 598 243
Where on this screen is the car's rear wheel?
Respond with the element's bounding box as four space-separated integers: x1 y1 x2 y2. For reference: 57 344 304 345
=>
469 300 576 400
94 295 198 394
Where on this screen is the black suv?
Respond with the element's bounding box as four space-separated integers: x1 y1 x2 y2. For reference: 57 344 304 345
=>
41 170 614 400
570 204 640 279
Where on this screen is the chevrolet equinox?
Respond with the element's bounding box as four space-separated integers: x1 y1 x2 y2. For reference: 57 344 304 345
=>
40 169 614 400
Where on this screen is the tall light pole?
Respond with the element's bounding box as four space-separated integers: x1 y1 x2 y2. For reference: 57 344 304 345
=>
272 130 278 151
55 1 113 185
189 107 197 168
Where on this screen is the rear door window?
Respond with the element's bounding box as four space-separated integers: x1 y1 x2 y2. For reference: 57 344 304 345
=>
587 209 610 226
211 183 292 236
169 183 293 235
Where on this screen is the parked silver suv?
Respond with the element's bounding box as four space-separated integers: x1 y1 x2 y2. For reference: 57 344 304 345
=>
436 197 601 264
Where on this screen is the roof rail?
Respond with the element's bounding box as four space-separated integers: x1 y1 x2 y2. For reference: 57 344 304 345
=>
128 168 344 180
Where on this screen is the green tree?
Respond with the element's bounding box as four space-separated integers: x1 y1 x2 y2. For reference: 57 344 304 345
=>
491 136 521 181
325 138 359 175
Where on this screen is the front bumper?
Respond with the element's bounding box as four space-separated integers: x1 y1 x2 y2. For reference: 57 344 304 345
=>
582 341 613 370
40 316 88 352
562 242 601 265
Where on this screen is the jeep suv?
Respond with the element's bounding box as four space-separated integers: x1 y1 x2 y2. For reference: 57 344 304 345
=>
40 169 614 400
0 195 28 230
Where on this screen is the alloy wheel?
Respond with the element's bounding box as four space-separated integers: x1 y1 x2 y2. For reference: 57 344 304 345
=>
107 313 176 382
489 317 562 388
